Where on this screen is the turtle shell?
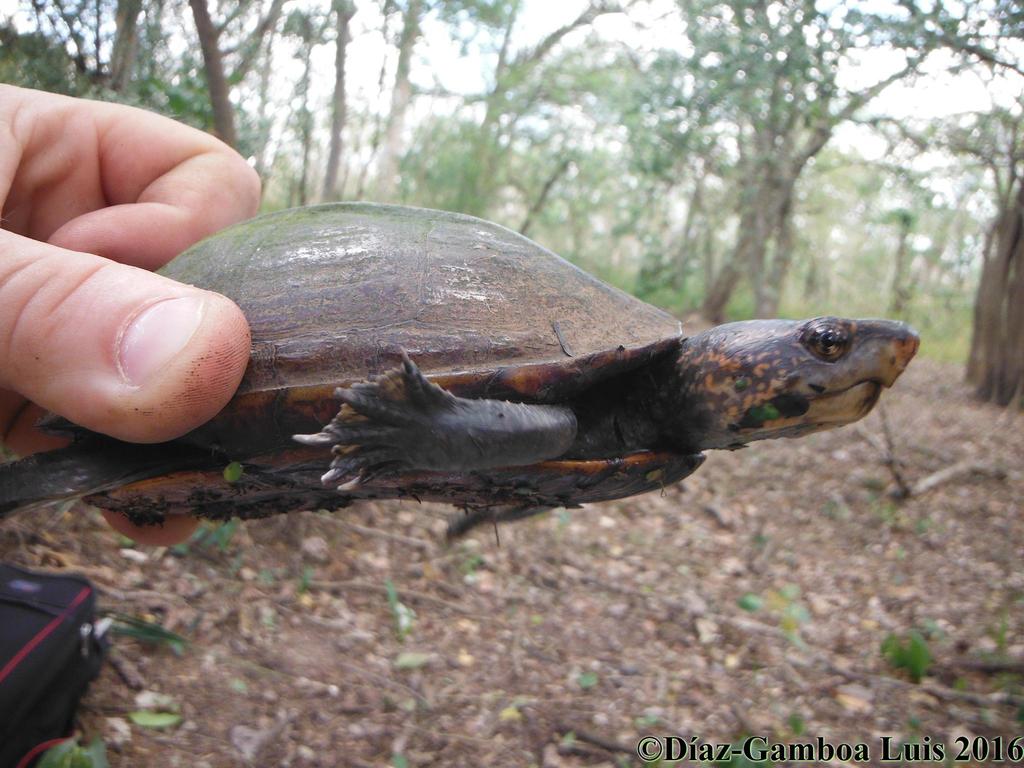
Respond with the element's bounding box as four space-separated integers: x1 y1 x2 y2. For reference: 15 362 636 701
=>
81 203 695 526
164 203 684 455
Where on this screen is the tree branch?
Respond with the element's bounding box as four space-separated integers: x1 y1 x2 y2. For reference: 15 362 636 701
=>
512 1 621 70
230 0 287 82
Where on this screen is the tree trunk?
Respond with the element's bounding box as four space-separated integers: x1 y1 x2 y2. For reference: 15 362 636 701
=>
967 176 1024 407
296 29 314 206
702 260 742 323
672 173 706 287
253 24 278 182
755 185 796 317
377 0 422 199
189 0 237 147
888 213 914 317
966 218 999 382
323 0 355 201
356 5 395 199
109 0 141 91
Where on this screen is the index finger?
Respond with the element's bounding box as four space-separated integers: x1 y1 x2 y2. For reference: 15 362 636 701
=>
0 85 261 268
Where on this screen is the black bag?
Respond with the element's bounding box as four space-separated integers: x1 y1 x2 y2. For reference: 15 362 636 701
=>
0 565 107 768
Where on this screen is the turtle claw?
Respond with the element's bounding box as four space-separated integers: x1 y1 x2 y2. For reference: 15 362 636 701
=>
293 432 335 446
312 434 407 489
320 467 347 485
295 354 445 491
295 350 576 487
336 476 363 492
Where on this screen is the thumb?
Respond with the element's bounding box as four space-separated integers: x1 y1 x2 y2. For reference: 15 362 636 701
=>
0 229 250 443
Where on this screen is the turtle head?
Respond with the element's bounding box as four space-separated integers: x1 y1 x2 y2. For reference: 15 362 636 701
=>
671 317 919 451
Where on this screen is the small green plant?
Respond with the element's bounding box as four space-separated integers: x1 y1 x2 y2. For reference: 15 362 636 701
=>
989 609 1010 654
576 671 598 690
170 519 239 555
634 712 662 728
106 612 188 656
881 630 932 682
459 552 484 578
764 585 810 646
870 498 901 525
709 743 773 767
787 712 805 736
298 565 314 595
737 593 763 612
38 737 109 768
821 498 849 520
385 579 416 641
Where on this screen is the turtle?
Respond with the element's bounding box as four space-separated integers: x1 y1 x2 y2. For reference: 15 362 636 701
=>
0 203 919 536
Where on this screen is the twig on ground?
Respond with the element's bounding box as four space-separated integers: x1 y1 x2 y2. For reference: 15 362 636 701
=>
702 502 733 529
943 656 1024 675
324 517 435 552
310 578 473 614
893 460 1007 499
107 648 146 690
555 721 634 755
877 406 913 499
858 409 1005 500
574 571 1024 711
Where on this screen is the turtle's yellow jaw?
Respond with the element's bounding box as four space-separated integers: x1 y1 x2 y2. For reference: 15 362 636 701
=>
676 317 919 451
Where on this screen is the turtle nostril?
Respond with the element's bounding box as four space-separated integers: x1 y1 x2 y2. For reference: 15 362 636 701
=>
808 383 826 394
894 329 920 369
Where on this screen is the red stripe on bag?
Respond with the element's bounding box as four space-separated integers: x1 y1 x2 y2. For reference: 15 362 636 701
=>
0 586 92 685
15 737 74 768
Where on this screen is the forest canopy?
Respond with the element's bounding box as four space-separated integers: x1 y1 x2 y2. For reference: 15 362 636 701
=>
2 0 1022 404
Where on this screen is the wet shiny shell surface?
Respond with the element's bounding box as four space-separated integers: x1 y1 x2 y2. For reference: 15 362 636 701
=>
160 203 681 396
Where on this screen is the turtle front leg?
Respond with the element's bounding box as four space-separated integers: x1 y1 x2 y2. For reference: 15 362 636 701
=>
294 353 578 488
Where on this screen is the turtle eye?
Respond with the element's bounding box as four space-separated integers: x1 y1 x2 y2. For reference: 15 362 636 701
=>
802 322 850 362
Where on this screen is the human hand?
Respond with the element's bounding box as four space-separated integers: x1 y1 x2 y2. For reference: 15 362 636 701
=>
0 85 260 544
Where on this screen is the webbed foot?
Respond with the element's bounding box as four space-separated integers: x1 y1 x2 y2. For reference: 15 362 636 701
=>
294 352 578 489
294 352 447 488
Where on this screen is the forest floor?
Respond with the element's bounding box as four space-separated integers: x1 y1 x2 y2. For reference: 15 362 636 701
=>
2 358 1022 768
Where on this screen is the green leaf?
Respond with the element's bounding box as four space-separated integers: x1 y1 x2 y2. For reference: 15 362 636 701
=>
37 740 78 768
82 738 110 768
34 737 108 768
737 593 763 612
107 612 188 656
392 754 409 768
223 462 244 483
128 711 183 729
393 651 432 670
787 712 805 736
881 630 932 683
577 671 598 689
385 579 416 641
298 565 314 594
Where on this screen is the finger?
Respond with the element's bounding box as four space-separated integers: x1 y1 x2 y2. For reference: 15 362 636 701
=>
0 85 261 260
0 230 250 443
101 509 200 546
48 159 260 271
